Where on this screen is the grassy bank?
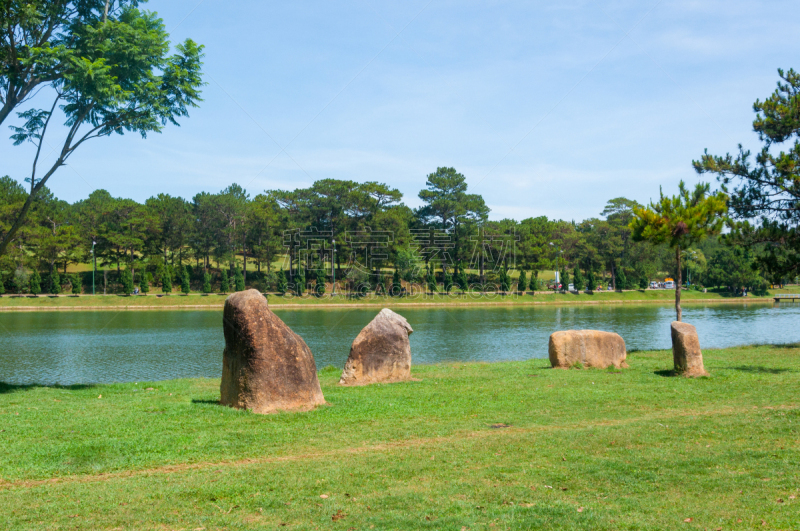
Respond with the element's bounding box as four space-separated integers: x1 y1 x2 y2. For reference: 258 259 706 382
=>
0 286 798 310
1 345 799 529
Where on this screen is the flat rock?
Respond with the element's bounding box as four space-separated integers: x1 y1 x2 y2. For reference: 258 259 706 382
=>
340 308 414 385
220 289 324 413
549 330 628 369
671 321 708 377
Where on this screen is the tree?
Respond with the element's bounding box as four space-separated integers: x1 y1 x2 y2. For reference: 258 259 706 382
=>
416 167 489 270
181 266 191 294
202 272 212 294
518 270 528 293
0 5 204 258
276 269 287 295
30 269 41 295
499 266 511 293
49 269 61 294
70 274 81 295
375 273 385 295
694 68 800 280
630 181 728 321
141 272 150 294
162 264 172 294
615 268 627 291
573 265 584 291
443 269 453 294
560 265 569 292
426 266 437 294
392 269 402 296
586 267 596 292
120 269 133 295
295 266 305 296
234 267 245 292
219 269 230 293
315 268 327 296
456 266 468 292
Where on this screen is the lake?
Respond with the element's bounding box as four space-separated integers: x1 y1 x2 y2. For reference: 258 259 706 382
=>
1 302 797 385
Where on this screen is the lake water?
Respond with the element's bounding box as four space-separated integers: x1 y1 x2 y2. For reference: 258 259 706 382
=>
1 302 798 385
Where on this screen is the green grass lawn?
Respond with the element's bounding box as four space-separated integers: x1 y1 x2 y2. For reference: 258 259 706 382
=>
1 286 798 310
1 345 798 529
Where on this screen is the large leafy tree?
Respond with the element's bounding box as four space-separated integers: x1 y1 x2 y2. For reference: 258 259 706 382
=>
694 68 800 281
630 181 728 321
0 2 204 257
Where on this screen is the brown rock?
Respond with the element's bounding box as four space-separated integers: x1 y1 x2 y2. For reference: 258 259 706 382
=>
339 308 413 385
671 321 708 377
220 289 325 413
548 330 628 369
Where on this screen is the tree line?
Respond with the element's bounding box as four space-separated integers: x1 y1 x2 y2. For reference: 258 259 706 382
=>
0 166 783 296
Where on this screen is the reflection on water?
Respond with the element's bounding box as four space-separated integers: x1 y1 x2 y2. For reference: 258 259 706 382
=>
0 302 797 385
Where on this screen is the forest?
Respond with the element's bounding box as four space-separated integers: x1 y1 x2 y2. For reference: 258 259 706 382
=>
0 166 776 297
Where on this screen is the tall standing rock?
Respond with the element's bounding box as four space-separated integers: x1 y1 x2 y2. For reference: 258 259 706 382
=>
220 289 325 414
671 321 709 377
549 330 628 369
340 308 413 385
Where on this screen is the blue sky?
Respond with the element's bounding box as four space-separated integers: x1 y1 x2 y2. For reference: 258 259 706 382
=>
3 0 799 221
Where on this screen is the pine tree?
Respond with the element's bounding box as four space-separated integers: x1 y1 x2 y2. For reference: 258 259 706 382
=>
220 269 230 293
375 273 385 295
0 276 5 295
517 270 527 293
295 267 305 296
392 269 402 296
141 273 151 294
443 268 453 293
120 269 134 295
315 269 327 296
50 270 61 295
457 265 468 292
500 266 511 293
426 267 437 294
587 268 596 292
202 272 212 294
71 274 82 295
615 268 627 291
560 265 569 292
30 269 41 295
573 265 584 292
162 265 172 294
276 269 287 294
181 266 191 294
638 275 649 290
235 267 245 292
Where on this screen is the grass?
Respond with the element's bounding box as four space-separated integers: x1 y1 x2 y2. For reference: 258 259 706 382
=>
1 286 798 310
1 345 799 529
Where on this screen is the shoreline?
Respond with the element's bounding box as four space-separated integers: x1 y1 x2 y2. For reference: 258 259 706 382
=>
0 294 778 311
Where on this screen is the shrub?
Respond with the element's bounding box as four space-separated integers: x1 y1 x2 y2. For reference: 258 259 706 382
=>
443 269 453 293
587 268 596 292
616 268 627 290
392 270 402 296
235 267 245 292
295 267 305 296
202 272 212 293
315 268 327 296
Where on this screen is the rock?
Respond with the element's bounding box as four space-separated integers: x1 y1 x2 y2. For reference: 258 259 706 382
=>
220 289 324 413
548 330 628 369
671 321 708 377
340 308 414 385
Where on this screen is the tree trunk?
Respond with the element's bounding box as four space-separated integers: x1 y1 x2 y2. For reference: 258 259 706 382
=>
675 245 682 322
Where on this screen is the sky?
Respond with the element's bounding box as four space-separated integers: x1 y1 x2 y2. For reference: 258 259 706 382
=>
3 0 800 221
